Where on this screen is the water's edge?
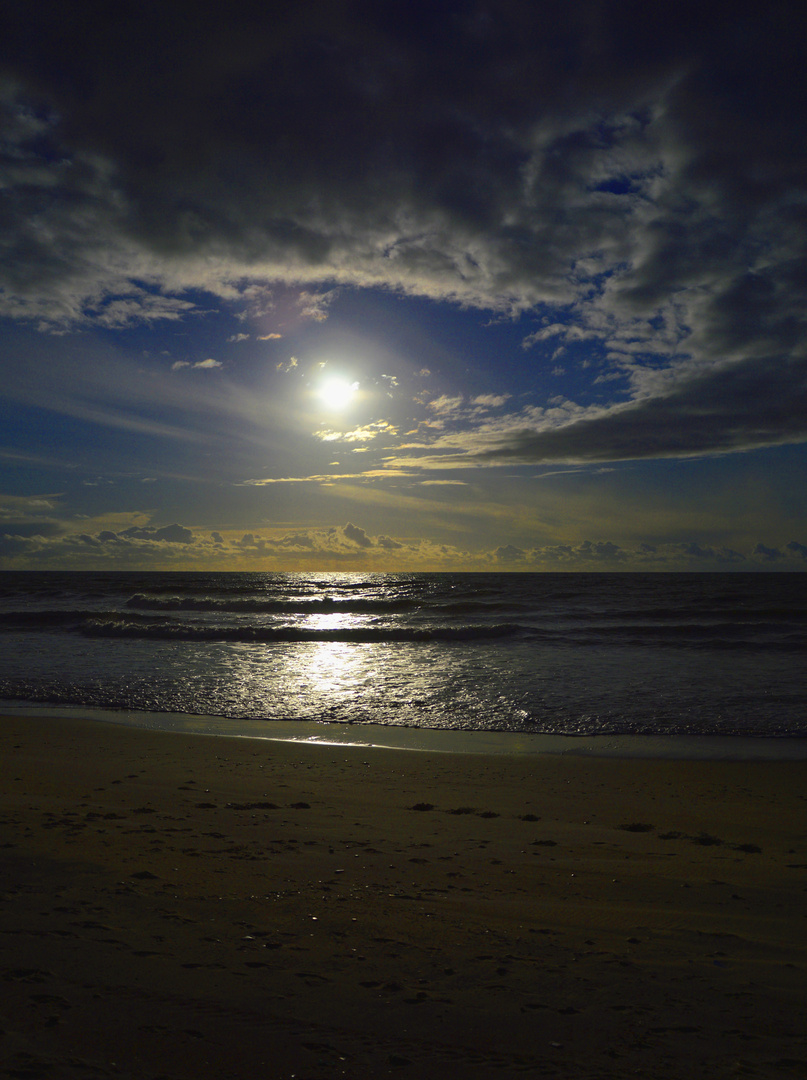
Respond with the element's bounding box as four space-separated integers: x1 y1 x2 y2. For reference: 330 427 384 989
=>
4 704 807 761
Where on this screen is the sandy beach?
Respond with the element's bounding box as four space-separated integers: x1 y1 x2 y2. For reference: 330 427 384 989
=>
1 714 805 1079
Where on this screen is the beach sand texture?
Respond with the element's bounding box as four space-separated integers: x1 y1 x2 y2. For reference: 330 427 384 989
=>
1 715 805 1079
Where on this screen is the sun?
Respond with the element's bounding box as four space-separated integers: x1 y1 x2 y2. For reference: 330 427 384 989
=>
318 377 358 410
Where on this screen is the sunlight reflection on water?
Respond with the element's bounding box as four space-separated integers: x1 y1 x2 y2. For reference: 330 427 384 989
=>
2 571 806 738
305 639 374 703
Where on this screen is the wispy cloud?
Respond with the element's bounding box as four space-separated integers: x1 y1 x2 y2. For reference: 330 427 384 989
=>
314 420 398 443
297 290 338 322
240 468 416 485
172 358 223 371
419 479 468 486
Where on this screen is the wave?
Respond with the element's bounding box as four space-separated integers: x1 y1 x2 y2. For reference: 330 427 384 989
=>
2 608 804 650
0 609 170 631
0 608 526 644
125 593 421 615
81 617 526 643
81 618 524 643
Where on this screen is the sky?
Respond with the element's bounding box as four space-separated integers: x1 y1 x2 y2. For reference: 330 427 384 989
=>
1 0 806 571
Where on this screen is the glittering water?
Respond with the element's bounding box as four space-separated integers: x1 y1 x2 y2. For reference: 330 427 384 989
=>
1 571 805 738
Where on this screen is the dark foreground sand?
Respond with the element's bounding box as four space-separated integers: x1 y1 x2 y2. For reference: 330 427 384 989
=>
1 716 806 1080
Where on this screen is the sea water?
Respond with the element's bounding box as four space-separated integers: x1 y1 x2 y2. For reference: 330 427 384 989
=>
1 571 805 745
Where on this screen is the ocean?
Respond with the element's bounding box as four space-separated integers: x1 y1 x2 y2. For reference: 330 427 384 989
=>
1 571 805 753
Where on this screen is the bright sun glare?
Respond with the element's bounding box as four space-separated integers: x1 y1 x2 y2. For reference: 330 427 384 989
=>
318 377 358 410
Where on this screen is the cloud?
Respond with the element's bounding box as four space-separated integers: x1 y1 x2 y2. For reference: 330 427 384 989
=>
276 532 316 548
381 354 807 469
1 3 805 463
0 331 306 456
753 542 784 562
3 506 805 572
296 290 337 322
81 292 199 329
0 521 196 566
493 544 525 563
240 467 417 485
470 356 807 465
258 333 283 340
522 324 601 349
428 396 465 418
342 521 373 547
119 524 193 544
314 420 398 443
517 539 750 568
0 493 60 517
171 358 222 371
228 333 250 343
0 520 62 539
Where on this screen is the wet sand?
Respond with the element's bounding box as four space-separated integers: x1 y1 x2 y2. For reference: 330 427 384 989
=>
1 714 806 1079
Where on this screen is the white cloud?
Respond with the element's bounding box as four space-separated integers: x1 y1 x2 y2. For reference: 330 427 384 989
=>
172 358 222 371
297 289 338 322
428 395 465 417
314 420 398 443
419 479 468 486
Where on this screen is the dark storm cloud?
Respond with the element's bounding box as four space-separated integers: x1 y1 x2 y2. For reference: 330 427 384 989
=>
1 1 805 458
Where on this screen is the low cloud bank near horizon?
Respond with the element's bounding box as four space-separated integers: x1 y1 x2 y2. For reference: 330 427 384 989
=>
2 516 807 572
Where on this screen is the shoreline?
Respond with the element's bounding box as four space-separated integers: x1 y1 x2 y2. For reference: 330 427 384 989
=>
4 702 807 759
2 712 806 1078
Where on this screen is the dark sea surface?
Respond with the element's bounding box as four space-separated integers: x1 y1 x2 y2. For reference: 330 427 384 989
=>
1 571 806 749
